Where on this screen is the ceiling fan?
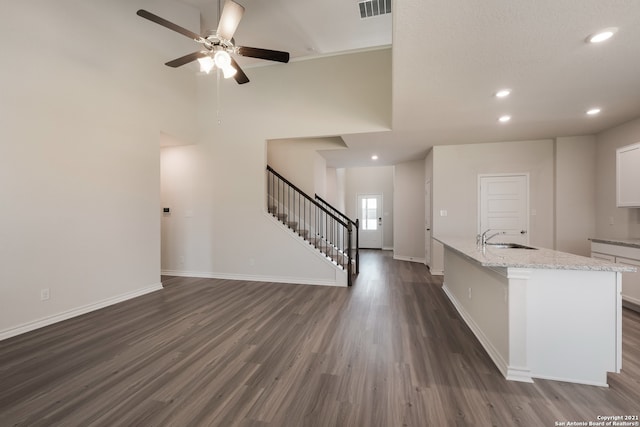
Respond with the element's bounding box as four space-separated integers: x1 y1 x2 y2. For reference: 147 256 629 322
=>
136 0 290 85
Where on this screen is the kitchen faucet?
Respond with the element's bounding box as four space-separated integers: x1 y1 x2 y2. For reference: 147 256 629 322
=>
477 229 506 246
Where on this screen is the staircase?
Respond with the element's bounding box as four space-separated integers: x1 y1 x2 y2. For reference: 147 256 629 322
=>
267 166 359 286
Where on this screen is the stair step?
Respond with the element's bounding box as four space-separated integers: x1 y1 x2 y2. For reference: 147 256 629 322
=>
287 221 298 229
275 213 287 221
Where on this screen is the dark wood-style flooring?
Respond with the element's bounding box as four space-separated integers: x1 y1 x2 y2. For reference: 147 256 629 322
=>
1 250 639 426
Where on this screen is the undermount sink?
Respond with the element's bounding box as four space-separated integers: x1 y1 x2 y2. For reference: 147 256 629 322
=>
485 243 538 250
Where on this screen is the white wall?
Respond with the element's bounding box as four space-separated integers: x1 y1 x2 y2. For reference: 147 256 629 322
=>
432 139 555 256
161 48 392 282
267 137 346 197
595 117 640 239
344 166 395 249
433 140 555 246
393 159 426 261
555 136 597 256
0 0 199 337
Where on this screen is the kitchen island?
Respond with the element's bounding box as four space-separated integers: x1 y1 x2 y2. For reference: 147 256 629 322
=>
435 237 636 387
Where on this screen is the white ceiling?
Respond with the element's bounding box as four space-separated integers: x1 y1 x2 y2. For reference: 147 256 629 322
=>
177 0 640 168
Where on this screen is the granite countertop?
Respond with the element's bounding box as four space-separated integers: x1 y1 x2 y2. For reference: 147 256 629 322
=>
435 237 636 272
589 237 640 249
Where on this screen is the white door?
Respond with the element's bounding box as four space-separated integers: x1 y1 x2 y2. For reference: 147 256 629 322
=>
357 194 383 248
479 175 529 244
425 179 432 266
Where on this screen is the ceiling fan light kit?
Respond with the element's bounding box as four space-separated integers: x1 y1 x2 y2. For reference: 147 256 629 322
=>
136 0 290 85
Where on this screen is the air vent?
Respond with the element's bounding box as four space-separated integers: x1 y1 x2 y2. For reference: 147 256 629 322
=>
358 0 391 19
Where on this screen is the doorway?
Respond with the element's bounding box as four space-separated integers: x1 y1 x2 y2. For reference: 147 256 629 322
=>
357 194 383 249
478 174 529 244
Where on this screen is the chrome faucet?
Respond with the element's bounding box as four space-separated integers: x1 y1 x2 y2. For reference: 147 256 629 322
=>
478 229 506 246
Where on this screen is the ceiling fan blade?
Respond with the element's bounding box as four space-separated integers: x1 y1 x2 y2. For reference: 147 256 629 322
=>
230 57 250 85
237 46 290 63
137 9 204 43
165 51 209 68
217 0 245 41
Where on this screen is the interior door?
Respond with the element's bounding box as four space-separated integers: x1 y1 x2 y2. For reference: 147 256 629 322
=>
425 179 432 266
357 194 383 249
479 175 529 244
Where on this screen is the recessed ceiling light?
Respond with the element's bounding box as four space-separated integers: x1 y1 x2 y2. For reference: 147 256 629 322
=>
495 89 511 98
586 108 601 115
498 115 511 123
371 155 379 160
587 28 617 43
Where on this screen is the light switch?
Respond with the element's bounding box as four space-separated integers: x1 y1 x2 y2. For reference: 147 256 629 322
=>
440 210 448 217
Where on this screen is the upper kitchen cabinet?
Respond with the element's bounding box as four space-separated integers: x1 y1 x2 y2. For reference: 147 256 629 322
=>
617 142 640 207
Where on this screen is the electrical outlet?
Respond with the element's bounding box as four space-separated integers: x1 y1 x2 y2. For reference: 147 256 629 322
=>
40 288 50 301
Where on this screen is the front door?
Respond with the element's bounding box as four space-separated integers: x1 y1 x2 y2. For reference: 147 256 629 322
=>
357 194 383 249
479 174 529 244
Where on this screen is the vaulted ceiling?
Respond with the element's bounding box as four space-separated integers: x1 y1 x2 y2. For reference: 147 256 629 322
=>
177 0 640 167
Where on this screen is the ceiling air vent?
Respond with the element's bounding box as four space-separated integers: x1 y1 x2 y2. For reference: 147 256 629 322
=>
358 0 391 19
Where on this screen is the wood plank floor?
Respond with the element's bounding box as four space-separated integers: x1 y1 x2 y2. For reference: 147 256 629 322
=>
1 250 639 426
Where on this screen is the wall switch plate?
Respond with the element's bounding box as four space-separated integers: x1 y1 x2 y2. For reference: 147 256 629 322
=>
40 288 50 301
440 210 448 217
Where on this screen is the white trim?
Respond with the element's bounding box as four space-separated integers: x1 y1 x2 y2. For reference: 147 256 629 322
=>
623 294 640 306
531 373 608 388
442 283 534 383
161 269 346 287
0 283 163 342
393 255 426 264
430 269 444 276
382 246 394 251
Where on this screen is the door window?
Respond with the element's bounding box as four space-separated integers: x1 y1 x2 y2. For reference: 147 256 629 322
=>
361 197 378 230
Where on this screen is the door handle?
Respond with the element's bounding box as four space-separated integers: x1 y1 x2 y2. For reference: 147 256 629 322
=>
378 217 382 225
520 230 527 234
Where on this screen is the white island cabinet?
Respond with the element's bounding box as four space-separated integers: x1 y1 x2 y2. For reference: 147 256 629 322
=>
435 237 636 387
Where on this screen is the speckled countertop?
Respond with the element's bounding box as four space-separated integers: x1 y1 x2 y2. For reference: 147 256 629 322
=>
589 237 640 249
435 237 636 272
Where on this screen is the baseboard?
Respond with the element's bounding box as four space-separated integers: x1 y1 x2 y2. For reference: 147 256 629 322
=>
442 283 532 383
393 255 426 264
382 246 394 251
430 269 444 276
622 296 640 313
0 283 163 342
161 269 347 287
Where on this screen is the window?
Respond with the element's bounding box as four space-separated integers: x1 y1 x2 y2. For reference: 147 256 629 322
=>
361 197 378 230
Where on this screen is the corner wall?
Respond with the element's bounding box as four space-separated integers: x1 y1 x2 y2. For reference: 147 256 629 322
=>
0 0 199 337
555 136 596 256
595 117 640 239
393 159 426 261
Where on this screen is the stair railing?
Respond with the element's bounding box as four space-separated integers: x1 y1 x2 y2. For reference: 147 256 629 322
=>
314 194 359 275
267 166 355 286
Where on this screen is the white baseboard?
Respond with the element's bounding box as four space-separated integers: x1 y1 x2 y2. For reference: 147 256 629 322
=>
0 283 163 342
442 283 533 383
382 246 394 251
393 255 426 264
161 270 347 287
430 269 444 276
